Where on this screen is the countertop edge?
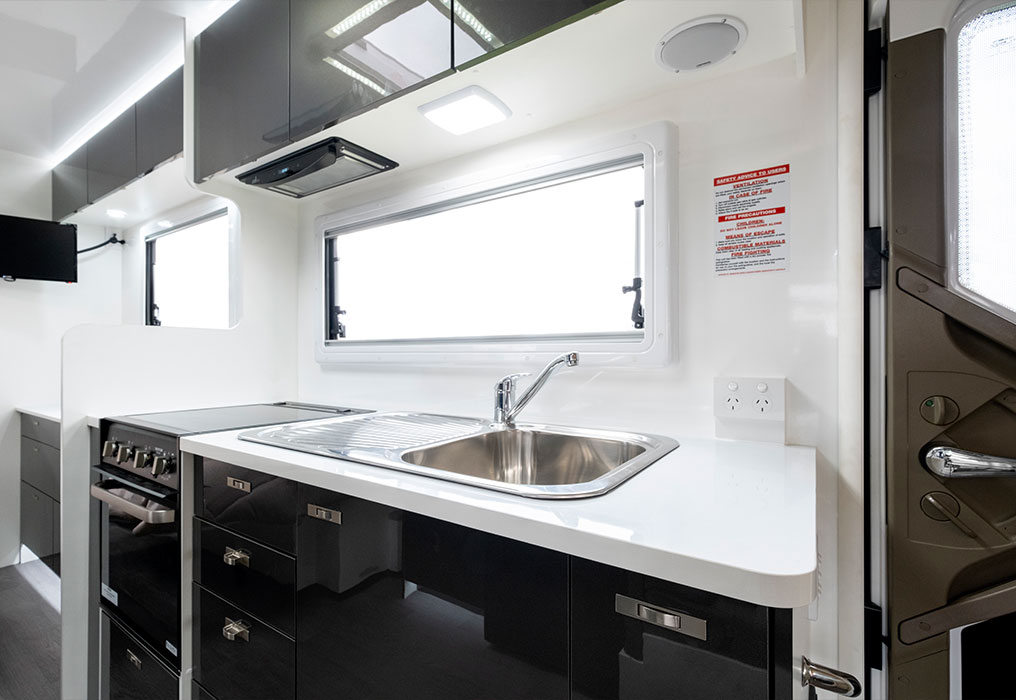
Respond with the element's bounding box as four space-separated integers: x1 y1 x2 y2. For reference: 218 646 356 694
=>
181 432 818 609
16 406 62 423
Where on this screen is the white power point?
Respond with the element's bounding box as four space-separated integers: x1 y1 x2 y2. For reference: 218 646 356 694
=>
713 377 787 443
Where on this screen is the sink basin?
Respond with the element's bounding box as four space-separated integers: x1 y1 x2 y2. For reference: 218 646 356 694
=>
240 413 678 499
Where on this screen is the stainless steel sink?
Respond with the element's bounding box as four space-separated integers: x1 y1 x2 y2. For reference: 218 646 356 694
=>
240 412 678 499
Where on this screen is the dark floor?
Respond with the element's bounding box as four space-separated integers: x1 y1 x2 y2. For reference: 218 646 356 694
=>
0 557 61 700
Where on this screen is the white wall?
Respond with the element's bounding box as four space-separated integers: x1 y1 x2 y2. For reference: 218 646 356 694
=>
0 148 123 568
295 0 858 685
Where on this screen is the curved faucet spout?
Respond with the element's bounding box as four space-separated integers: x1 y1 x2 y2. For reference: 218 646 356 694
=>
493 352 579 427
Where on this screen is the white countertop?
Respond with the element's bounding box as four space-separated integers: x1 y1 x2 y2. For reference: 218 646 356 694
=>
181 429 817 609
17 405 61 423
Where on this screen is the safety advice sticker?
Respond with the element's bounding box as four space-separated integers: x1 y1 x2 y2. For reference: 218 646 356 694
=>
713 164 790 276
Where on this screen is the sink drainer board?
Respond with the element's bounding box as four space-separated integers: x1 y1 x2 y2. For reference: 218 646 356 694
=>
239 411 679 499
241 412 485 454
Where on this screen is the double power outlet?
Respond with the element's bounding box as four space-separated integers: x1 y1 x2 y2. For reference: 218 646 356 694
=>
713 377 787 443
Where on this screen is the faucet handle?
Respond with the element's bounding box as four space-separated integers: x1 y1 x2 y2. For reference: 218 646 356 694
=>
494 373 530 424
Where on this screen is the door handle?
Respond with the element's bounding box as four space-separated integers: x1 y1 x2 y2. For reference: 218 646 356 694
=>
802 656 861 696
222 617 250 642
90 481 176 524
899 577 1016 644
924 445 1016 478
126 649 142 671
614 594 707 641
223 547 250 567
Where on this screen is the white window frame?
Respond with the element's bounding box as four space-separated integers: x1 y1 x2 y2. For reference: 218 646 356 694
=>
945 0 1016 324
314 122 676 367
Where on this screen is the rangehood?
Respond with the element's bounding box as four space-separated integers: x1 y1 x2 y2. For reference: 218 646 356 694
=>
236 137 398 198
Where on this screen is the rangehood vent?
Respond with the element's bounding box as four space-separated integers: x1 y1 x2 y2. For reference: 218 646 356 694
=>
236 137 397 198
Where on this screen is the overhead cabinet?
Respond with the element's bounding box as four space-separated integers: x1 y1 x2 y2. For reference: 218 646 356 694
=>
136 68 184 176
87 106 137 204
52 145 87 221
194 0 291 181
194 0 620 182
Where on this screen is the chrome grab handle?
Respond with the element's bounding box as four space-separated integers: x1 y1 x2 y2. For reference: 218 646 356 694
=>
223 547 250 567
90 481 176 524
614 594 707 641
222 617 250 642
126 649 142 671
924 445 1016 478
802 656 862 697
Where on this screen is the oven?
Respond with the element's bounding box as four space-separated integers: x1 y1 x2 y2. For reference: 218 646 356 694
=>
92 422 182 670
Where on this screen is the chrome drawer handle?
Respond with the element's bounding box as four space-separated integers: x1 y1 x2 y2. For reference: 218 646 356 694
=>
223 547 250 568
222 617 250 642
127 649 142 670
226 476 251 492
614 594 707 641
307 503 342 524
924 445 1016 478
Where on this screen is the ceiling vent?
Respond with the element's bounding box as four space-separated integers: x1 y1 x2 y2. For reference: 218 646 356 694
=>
655 16 747 73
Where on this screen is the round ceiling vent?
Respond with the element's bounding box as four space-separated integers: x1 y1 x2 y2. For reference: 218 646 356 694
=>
655 16 747 73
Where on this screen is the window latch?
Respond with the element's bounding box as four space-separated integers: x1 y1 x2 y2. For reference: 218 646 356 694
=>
331 306 346 339
622 277 644 329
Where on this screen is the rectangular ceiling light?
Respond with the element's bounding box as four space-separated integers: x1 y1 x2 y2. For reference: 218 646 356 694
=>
418 85 512 135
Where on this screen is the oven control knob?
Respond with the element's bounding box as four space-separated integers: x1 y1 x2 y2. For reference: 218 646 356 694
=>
116 445 132 464
151 455 172 477
102 441 117 458
133 451 151 470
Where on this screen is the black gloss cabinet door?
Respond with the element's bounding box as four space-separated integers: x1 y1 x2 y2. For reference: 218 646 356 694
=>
289 0 453 141
194 0 290 181
136 68 183 176
87 106 137 203
52 145 87 221
103 613 178 700
452 0 618 66
570 557 790 700
296 495 569 700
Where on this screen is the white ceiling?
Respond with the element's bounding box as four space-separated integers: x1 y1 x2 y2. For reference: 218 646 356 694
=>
0 0 227 161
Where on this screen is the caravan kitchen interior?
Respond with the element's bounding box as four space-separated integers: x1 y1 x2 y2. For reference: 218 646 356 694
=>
0 0 1014 698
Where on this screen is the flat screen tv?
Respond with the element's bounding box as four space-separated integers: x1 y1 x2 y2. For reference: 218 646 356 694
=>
0 214 77 283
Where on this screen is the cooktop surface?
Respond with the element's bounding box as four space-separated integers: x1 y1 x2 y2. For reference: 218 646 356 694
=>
108 403 370 436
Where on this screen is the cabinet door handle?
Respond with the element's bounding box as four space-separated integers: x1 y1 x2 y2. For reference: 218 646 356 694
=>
126 649 142 670
223 547 250 567
307 503 342 524
226 476 251 492
223 617 250 642
615 594 707 641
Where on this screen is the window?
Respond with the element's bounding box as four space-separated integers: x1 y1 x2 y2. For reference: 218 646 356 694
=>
950 2 1016 321
317 123 674 365
146 210 231 328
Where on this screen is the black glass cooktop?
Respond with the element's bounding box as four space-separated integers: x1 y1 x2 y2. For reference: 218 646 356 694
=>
109 402 370 437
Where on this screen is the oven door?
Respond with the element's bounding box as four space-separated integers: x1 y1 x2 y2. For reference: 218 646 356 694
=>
92 467 180 668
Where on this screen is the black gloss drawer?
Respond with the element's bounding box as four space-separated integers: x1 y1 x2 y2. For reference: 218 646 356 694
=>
197 458 298 553
102 611 179 700
22 436 60 500
195 518 296 636
21 413 60 448
193 584 294 700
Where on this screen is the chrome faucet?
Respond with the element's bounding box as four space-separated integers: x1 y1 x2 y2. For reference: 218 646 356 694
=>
493 352 579 427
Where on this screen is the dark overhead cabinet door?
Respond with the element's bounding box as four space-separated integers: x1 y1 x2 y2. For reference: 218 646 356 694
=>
137 68 183 176
87 106 137 203
52 145 87 221
886 22 1016 700
194 0 290 181
289 0 453 142
452 0 619 67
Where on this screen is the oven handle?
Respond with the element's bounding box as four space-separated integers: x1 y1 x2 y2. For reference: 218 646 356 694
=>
90 481 176 524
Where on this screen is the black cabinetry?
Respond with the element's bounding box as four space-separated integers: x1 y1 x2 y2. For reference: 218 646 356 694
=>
101 612 178 700
87 106 137 203
136 68 183 176
289 0 453 142
452 0 619 67
52 146 87 221
570 557 792 700
194 0 291 181
19 413 61 572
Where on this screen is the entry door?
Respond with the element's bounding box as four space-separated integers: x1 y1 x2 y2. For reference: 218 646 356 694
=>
886 7 1016 699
